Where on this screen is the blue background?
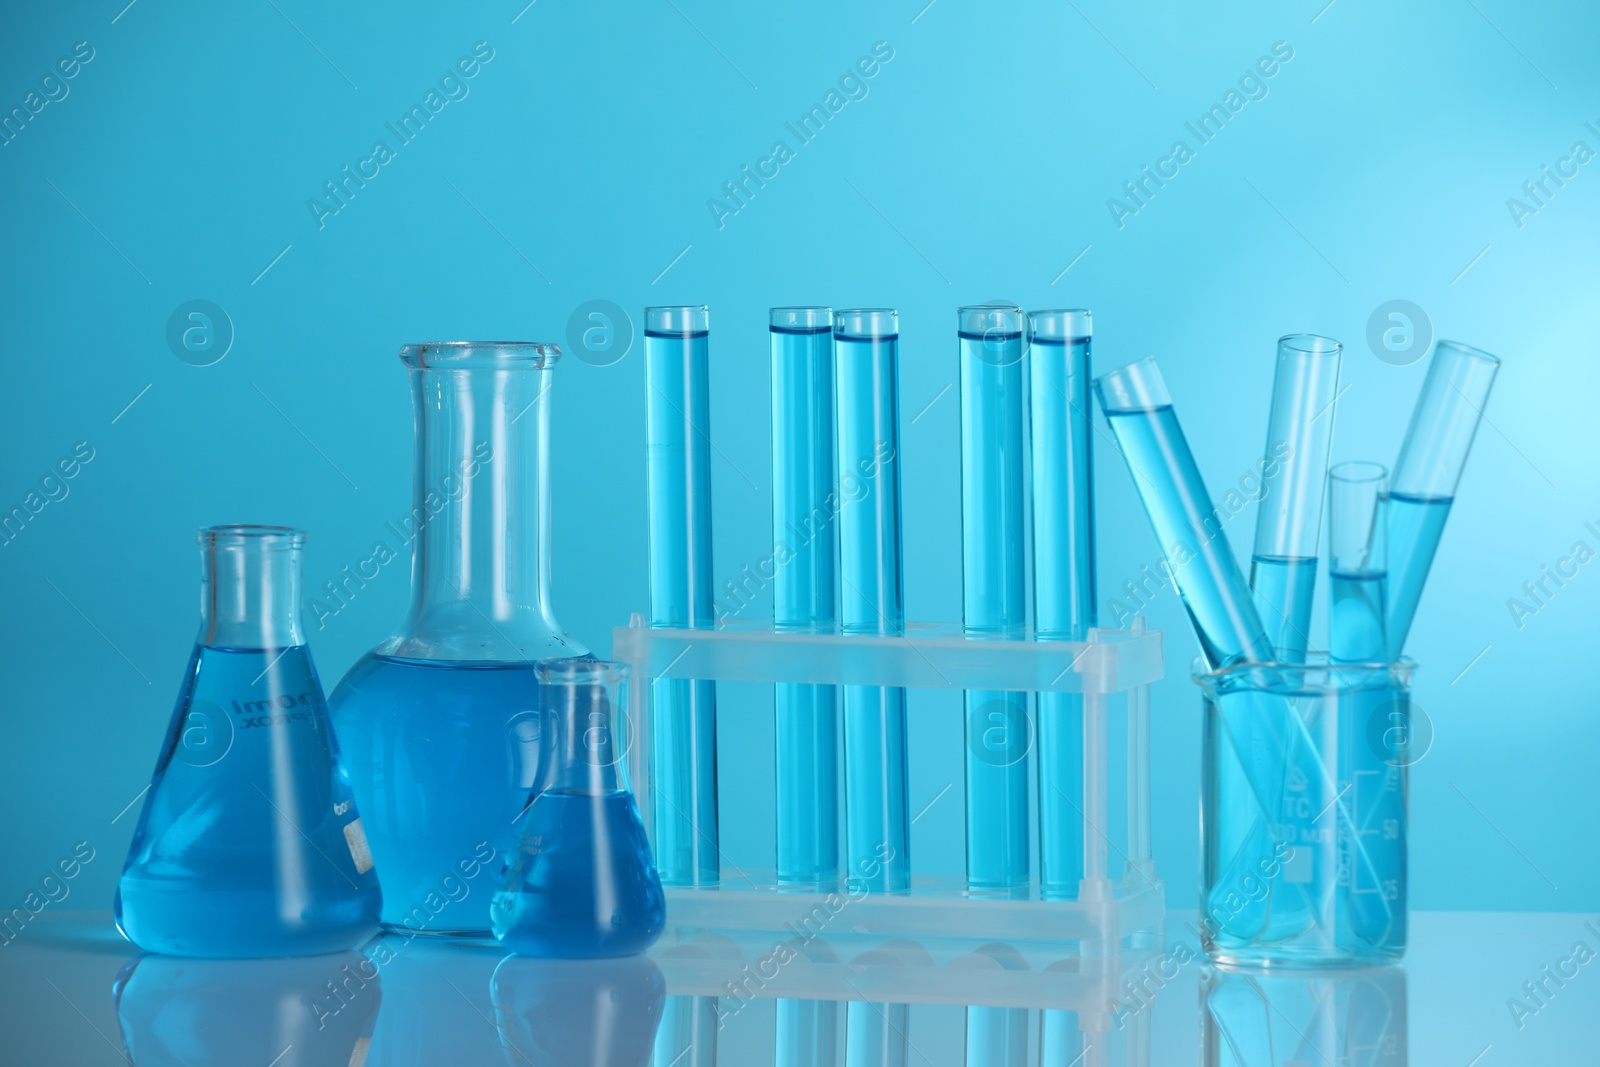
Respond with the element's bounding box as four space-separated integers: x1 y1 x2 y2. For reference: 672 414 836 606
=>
1 0 1594 914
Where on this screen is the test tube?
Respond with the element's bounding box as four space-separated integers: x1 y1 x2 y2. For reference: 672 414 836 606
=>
1329 462 1389 664
1028 309 1095 899
771 306 840 887
1093 357 1275 668
834 309 910 893
1249 334 1342 662
644 305 719 887
1386 340 1501 657
959 305 1030 890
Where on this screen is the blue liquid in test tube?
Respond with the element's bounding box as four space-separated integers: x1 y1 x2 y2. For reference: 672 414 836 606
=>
1329 462 1390 664
771 307 840 888
1233 334 1341 940
959 305 1030 890
1385 340 1500 658
1028 309 1095 900
834 309 910 894
645 305 719 887
1249 335 1342 662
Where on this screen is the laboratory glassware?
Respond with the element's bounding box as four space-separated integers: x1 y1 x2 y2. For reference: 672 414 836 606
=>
330 340 588 937
1094 358 1319 943
492 955 665 1067
1386 340 1500 657
116 525 381 957
646 305 721 887
1029 308 1095 899
835 308 911 893
1093 357 1275 668
959 304 1031 890
493 658 665 958
771 306 841 887
1201 958 1408 1065
1198 655 1410 967
1330 462 1390 664
115 952 381 1065
1250 334 1342 662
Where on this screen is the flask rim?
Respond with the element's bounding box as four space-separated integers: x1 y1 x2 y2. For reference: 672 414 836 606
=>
198 524 305 548
399 341 561 369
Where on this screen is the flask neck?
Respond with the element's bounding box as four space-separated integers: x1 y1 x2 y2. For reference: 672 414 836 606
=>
388 357 579 662
537 669 628 796
197 526 306 650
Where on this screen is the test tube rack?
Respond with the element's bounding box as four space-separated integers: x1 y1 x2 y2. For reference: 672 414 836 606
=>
615 614 1165 951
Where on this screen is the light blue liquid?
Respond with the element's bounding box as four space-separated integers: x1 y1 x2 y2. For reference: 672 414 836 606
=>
778 998 841 1067
846 1000 908 1067
772 322 840 887
1384 492 1452 658
1249 555 1317 662
492 955 665 1067
960 330 1029 889
1031 335 1095 898
1040 1009 1085 1064
654 995 718 1067
1331 570 1388 663
966 1006 1027 1066
490 790 665 958
1101 407 1274 666
329 654 541 934
1338 682 1406 954
835 329 909 892
646 326 720 887
118 645 381 957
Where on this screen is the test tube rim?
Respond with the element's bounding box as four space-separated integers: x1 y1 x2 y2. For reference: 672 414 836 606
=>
644 306 710 336
197 524 306 548
1276 333 1343 356
399 341 561 369
834 308 899 340
1094 355 1169 411
769 306 834 332
1029 309 1093 341
957 303 1026 339
1329 460 1389 486
1432 338 1502 369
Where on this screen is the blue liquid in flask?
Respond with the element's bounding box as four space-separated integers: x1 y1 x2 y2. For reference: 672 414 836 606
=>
492 659 665 958
116 645 381 957
330 655 544 933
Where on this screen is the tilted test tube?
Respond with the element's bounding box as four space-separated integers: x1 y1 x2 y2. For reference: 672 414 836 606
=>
770 306 840 887
1385 340 1500 658
1028 309 1096 899
644 305 719 887
834 309 910 893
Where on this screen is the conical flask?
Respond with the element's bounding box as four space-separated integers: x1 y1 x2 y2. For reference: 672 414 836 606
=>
115 525 382 958
329 341 589 938
490 954 665 1067
492 659 664 958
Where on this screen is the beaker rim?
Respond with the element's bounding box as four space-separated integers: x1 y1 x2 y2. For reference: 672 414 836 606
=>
536 656 629 688
399 341 561 369
1192 653 1414 695
198 524 306 547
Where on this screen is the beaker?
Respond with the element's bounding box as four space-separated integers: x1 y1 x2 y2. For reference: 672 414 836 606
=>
491 659 664 958
1201 964 1407 1065
115 526 381 958
1198 656 1411 968
329 341 589 938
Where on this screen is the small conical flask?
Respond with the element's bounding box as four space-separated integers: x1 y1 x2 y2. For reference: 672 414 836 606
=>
491 659 664 958
115 525 382 957
490 954 665 1067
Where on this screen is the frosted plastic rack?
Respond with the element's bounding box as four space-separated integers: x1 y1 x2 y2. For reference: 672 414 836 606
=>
615 615 1165 948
